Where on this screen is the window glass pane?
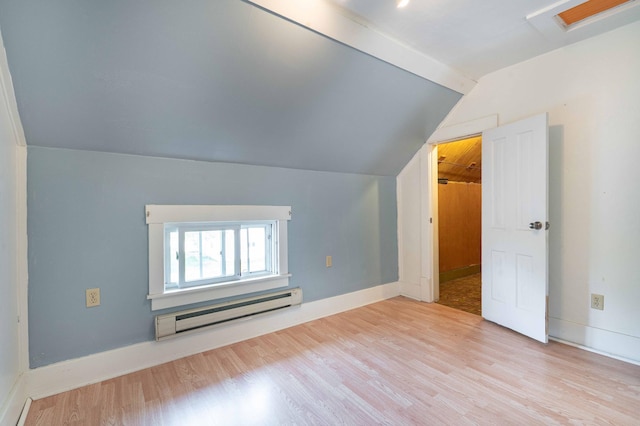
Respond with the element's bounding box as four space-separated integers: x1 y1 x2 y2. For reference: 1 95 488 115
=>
169 230 178 284
240 226 268 274
201 230 222 280
224 229 235 277
185 230 224 282
184 229 235 283
248 227 266 273
184 231 202 282
240 228 248 274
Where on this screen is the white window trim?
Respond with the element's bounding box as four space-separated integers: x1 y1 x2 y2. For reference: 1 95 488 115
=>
146 205 292 311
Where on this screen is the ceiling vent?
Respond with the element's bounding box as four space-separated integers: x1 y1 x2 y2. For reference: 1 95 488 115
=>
527 0 640 41
557 0 635 28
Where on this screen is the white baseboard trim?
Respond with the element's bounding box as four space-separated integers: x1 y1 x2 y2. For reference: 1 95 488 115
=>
26 282 400 400
16 397 31 426
399 281 421 301
0 374 28 426
549 317 640 366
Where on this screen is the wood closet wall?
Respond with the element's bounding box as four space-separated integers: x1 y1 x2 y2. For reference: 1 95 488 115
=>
438 181 481 273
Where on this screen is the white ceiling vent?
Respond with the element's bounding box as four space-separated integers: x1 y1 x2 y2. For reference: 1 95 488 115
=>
557 0 635 28
527 0 640 41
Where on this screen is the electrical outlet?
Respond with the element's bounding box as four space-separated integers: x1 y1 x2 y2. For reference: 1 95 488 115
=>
86 288 101 307
591 293 604 310
326 255 332 268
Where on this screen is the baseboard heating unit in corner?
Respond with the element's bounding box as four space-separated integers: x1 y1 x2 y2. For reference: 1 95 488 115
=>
155 288 302 340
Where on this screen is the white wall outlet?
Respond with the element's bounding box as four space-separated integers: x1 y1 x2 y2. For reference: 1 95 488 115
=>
326 255 332 268
591 293 604 310
86 288 101 307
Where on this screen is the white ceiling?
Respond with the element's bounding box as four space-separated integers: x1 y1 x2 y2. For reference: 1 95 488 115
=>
325 0 640 80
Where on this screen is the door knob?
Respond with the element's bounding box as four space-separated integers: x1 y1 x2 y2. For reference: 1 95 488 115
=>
529 221 543 230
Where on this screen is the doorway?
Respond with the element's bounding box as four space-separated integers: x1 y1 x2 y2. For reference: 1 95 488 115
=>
435 136 482 315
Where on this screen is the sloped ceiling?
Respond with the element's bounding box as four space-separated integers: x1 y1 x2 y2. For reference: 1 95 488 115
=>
0 0 461 176
326 0 640 80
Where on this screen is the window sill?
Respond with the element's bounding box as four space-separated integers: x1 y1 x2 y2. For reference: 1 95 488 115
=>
147 273 292 311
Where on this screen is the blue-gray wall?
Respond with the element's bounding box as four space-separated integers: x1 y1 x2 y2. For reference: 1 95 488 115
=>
27 147 398 367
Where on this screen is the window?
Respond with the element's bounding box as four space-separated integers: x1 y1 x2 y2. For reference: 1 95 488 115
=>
164 221 275 289
146 205 291 310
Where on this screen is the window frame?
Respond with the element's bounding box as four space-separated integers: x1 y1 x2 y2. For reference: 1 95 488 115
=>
146 205 291 311
239 222 275 277
165 221 277 289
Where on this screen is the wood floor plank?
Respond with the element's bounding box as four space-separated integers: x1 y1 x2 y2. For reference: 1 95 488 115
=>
25 297 640 425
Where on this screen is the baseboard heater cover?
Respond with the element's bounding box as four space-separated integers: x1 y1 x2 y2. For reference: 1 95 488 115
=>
155 288 302 340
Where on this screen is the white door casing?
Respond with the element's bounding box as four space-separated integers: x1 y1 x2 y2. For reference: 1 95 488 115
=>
425 115 498 303
482 113 549 343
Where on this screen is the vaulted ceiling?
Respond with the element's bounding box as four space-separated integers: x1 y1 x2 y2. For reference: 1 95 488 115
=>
1 0 639 176
326 0 640 80
0 0 460 176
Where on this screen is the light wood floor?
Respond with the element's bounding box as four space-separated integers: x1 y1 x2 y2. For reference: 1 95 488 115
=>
26 297 640 425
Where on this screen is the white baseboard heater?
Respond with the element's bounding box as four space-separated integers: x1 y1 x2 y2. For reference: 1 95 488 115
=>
155 288 302 340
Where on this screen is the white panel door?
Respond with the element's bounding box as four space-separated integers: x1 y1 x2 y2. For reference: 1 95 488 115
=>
482 113 549 343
